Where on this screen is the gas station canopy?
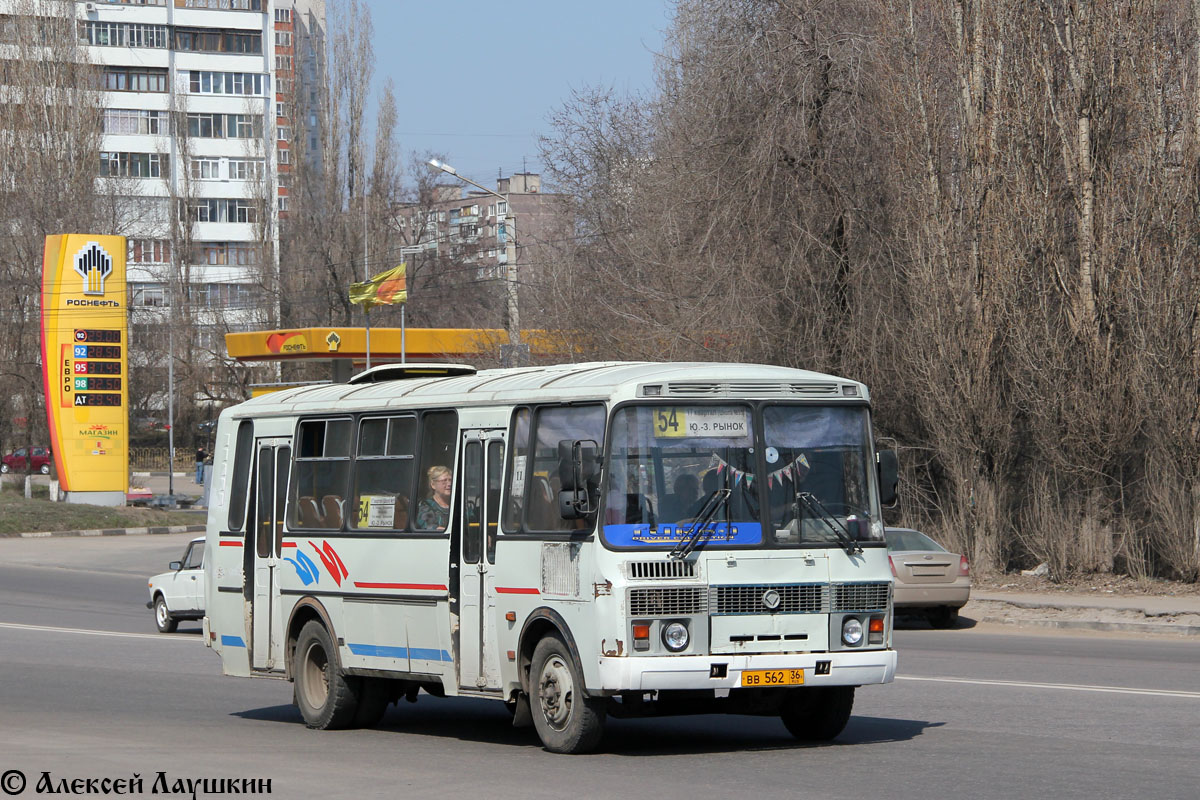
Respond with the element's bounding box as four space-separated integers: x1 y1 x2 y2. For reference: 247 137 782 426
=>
224 327 518 363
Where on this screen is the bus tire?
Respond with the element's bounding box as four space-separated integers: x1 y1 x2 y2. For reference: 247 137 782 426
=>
780 686 855 742
294 620 359 730
154 595 177 633
530 634 605 754
352 678 391 728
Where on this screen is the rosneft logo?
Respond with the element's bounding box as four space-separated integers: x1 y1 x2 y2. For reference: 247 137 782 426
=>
266 331 308 354
74 242 113 296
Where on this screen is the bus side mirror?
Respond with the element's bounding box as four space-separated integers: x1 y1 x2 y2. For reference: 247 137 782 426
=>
558 439 599 519
877 449 898 508
169 560 183 571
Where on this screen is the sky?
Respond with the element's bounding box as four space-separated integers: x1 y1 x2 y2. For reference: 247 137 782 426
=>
365 0 673 190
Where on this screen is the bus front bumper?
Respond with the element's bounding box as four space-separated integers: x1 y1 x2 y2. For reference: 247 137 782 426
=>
595 648 897 692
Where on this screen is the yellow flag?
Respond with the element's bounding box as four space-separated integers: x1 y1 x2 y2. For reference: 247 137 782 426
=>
349 263 407 310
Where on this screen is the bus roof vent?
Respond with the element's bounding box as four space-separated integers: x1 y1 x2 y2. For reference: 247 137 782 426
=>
629 560 697 580
666 382 723 397
348 363 477 385
667 381 839 397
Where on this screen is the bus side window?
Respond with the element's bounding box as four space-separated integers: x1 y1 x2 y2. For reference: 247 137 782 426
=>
352 416 416 531
226 420 254 532
502 408 530 533
289 418 352 530
525 404 606 533
413 410 458 532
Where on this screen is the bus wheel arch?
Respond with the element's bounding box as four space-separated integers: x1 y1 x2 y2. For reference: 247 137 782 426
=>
517 608 587 699
284 598 336 681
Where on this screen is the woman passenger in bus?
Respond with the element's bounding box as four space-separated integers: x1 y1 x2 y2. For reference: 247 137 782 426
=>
416 465 452 530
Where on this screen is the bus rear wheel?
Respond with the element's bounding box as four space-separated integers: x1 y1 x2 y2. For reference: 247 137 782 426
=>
780 686 855 742
294 621 359 730
530 634 606 754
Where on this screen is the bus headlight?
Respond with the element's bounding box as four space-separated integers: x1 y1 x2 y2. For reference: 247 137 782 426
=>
662 621 690 652
842 617 864 646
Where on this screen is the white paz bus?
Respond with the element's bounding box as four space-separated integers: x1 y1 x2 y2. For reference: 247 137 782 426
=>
203 361 900 753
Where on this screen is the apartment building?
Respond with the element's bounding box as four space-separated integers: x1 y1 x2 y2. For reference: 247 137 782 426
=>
273 0 325 219
63 0 274 348
399 172 559 278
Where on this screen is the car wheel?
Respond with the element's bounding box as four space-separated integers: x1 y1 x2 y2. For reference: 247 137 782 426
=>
293 620 360 730
530 633 606 754
0 463 8 474
929 607 959 629
154 595 177 633
780 686 855 742
39 463 50 475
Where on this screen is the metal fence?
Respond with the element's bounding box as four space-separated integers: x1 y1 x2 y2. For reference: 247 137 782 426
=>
129 447 195 473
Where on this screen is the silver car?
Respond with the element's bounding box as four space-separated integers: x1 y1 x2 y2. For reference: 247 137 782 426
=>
147 537 205 633
886 527 970 628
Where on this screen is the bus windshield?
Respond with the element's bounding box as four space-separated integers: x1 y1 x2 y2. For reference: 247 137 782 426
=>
762 405 878 547
604 404 761 548
602 403 880 550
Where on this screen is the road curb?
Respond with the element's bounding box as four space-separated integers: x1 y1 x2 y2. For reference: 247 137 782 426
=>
0 524 206 539
977 614 1200 636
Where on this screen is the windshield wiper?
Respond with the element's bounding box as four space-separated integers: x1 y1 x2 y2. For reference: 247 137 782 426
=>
670 488 731 560
794 492 862 556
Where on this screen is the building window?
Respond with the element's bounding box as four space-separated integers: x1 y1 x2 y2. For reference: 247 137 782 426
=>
274 8 292 22
275 31 292 47
81 22 168 48
276 126 290 142
186 112 263 139
100 152 169 179
183 199 259 224
188 71 265 96
278 196 289 212
174 28 262 54
101 67 168 93
229 159 265 180
274 55 293 72
92 0 168 6
189 158 221 180
103 109 168 135
277 147 290 165
195 242 260 266
128 239 171 265
130 283 168 307
182 0 263 9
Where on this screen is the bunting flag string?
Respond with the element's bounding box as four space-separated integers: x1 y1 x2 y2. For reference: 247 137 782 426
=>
704 452 809 490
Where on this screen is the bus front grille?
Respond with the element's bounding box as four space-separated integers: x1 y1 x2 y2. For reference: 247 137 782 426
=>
629 586 708 616
629 560 696 580
832 582 891 612
711 584 828 615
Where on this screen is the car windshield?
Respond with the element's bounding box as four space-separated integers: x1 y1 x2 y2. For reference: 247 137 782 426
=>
886 529 945 552
604 405 761 549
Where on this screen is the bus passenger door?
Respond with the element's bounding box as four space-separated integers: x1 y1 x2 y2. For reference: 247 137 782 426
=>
250 439 290 671
457 430 505 691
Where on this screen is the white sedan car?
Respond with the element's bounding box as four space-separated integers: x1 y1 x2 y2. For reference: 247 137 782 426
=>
147 537 206 633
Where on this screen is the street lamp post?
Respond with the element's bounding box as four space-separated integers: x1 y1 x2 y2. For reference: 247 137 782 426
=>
427 159 525 367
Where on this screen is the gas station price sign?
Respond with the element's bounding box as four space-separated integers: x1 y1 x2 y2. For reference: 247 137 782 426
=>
41 235 129 497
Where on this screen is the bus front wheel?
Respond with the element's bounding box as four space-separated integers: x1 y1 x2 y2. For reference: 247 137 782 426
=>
530 634 605 754
780 686 855 742
294 621 359 730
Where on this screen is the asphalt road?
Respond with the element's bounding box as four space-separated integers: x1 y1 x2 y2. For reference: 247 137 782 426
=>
1 534 1198 800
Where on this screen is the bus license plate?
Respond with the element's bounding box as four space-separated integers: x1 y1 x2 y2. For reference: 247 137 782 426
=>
741 668 805 687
